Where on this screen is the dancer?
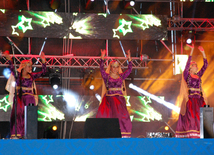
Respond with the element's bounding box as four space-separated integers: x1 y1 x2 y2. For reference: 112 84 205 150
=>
96 49 132 138
4 51 46 139
175 45 208 138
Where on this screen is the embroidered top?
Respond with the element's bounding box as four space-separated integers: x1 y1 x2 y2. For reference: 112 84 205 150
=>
183 56 208 98
9 60 46 95
100 59 132 96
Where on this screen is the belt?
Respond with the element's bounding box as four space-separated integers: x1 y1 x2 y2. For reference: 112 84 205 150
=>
189 88 201 91
108 88 122 91
16 86 33 91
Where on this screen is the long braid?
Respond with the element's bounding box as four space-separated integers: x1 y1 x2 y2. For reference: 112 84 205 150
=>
18 69 23 99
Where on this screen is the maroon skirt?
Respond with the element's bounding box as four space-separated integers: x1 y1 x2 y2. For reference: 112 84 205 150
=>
175 97 206 138
96 95 132 137
10 94 36 138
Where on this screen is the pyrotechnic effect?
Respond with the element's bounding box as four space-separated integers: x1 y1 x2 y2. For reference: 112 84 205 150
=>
129 83 180 113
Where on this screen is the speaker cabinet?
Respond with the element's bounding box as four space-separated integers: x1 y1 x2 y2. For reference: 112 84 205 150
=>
84 118 121 138
24 106 38 139
200 107 214 138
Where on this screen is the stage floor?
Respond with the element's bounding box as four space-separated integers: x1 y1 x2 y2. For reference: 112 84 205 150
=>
0 138 213 155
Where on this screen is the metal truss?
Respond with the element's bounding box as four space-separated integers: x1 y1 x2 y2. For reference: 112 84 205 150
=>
0 54 172 69
168 18 214 31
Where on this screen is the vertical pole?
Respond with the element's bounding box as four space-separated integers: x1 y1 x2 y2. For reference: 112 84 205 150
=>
27 0 31 54
170 1 175 75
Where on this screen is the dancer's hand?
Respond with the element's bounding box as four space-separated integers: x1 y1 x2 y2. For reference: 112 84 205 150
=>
40 52 46 63
101 49 106 60
186 44 194 56
126 50 131 61
3 50 11 60
198 46 206 58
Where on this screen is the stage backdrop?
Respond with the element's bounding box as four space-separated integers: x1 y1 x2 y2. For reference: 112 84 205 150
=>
0 9 167 40
0 94 169 123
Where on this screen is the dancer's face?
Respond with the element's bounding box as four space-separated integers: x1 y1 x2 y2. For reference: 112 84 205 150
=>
24 64 32 73
190 64 198 73
111 63 119 74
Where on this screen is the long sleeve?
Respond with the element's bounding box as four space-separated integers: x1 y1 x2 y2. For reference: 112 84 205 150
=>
100 59 108 81
183 56 192 81
31 63 46 80
120 61 132 80
197 58 208 77
9 60 20 77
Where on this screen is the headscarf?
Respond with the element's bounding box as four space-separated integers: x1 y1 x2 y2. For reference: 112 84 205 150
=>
17 60 32 73
177 61 207 116
101 60 127 99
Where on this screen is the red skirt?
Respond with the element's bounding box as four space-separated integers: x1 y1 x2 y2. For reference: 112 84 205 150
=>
96 95 132 137
175 97 206 138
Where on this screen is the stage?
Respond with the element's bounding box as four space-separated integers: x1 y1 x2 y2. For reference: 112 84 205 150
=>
0 138 213 155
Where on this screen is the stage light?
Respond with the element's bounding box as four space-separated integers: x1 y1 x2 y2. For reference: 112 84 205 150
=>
130 0 135 6
183 30 195 45
63 90 78 108
49 68 61 90
186 38 192 44
52 125 57 131
95 93 101 102
89 85 94 90
121 0 135 9
44 125 59 139
3 68 11 79
49 0 61 10
164 126 169 131
129 83 180 113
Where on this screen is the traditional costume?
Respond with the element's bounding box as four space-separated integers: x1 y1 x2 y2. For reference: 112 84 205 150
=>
96 59 132 137
175 56 208 138
6 60 46 138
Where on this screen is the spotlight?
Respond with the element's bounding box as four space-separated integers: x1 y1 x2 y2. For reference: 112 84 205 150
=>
49 68 61 90
129 83 180 113
3 68 11 79
121 0 135 9
164 126 169 131
183 30 195 45
52 125 57 131
95 93 101 102
49 0 61 10
89 85 94 90
186 38 192 44
130 0 135 6
44 125 59 139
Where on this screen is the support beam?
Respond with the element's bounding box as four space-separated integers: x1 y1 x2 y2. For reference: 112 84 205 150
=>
0 54 172 69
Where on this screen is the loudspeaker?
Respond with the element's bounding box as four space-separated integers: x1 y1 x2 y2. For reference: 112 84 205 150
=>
84 118 121 138
200 107 214 138
24 106 38 139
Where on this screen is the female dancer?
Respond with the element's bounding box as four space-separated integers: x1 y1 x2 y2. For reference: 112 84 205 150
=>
175 45 208 138
96 49 132 138
4 51 46 139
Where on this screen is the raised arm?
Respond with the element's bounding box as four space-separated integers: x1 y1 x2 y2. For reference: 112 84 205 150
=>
100 51 108 80
31 52 46 79
120 50 132 79
183 44 194 81
31 63 46 79
197 46 208 77
4 50 18 77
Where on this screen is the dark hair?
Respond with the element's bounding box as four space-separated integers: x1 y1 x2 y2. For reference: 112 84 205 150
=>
18 69 23 99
